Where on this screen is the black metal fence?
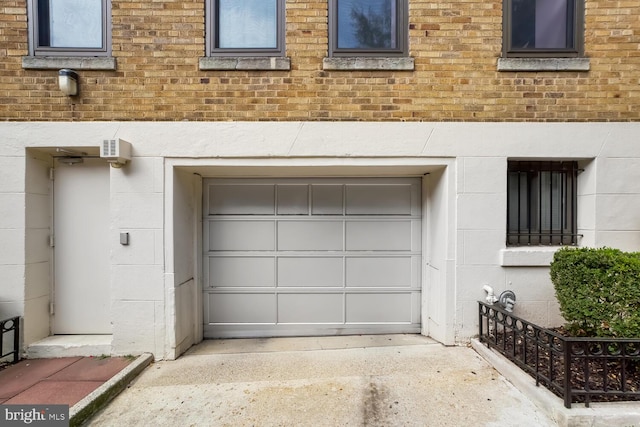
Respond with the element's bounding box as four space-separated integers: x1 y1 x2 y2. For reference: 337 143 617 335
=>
478 301 640 408
0 316 20 364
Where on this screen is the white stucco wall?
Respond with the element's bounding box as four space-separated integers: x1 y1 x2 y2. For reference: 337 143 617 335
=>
109 152 165 357
1 122 639 358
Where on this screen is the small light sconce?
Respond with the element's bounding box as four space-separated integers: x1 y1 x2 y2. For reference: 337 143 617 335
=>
58 69 78 96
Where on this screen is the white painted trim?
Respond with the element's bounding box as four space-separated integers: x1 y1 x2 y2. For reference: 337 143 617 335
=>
194 175 204 346
163 160 175 359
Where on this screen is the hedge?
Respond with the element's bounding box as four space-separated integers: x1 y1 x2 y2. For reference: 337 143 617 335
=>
550 247 640 338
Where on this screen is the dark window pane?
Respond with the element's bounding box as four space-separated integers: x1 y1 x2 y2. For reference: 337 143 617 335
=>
511 0 573 49
337 0 396 49
540 171 564 231
217 0 277 49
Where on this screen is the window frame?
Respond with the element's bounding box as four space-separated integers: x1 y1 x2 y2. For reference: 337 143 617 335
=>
205 0 286 57
502 0 584 58
28 0 111 57
328 0 408 57
507 161 578 246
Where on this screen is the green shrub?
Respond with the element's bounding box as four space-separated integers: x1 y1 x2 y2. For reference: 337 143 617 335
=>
550 247 640 338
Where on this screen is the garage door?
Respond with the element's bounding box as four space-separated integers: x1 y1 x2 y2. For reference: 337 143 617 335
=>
203 178 422 338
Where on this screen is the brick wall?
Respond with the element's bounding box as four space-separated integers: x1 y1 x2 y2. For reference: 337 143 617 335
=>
0 0 638 121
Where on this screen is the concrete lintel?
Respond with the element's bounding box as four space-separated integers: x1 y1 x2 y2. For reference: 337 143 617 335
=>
323 57 415 71
199 57 291 71
22 56 117 70
497 58 590 72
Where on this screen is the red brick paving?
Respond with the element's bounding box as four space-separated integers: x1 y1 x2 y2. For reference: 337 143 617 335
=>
4 381 103 406
0 358 81 400
48 357 132 382
0 357 132 406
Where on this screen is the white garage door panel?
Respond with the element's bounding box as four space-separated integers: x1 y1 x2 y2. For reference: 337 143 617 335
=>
311 185 343 214
346 221 415 251
203 178 422 338
278 257 343 287
209 220 275 251
278 221 343 251
208 293 276 324
277 185 310 215
346 184 413 215
278 294 344 324
346 293 413 323
208 184 275 215
208 257 275 287
346 257 413 287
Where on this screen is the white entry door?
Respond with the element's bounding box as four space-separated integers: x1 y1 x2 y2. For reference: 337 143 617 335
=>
203 177 422 338
53 158 111 334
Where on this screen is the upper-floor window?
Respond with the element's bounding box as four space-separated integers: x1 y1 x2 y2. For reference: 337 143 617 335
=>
29 0 111 56
206 0 285 56
328 0 408 57
507 161 578 246
503 0 584 57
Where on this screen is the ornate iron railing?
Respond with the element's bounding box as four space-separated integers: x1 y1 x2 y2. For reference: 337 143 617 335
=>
478 301 640 408
0 316 20 364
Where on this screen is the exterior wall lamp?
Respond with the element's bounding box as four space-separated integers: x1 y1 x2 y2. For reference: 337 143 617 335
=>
58 69 78 96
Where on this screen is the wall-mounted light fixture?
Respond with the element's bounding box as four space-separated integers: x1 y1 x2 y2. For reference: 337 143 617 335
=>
58 69 79 96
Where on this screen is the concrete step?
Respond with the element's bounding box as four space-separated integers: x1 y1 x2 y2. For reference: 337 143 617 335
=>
26 335 112 359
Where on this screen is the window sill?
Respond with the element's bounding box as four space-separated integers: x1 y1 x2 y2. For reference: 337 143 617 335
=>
22 56 117 70
500 247 561 267
323 57 414 71
497 58 590 72
199 57 291 71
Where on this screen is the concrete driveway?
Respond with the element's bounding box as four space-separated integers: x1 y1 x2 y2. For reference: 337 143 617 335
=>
86 335 556 426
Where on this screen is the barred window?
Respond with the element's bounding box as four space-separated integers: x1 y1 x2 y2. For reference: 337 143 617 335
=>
507 161 578 246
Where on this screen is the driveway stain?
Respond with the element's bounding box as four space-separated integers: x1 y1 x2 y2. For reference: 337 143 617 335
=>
363 378 391 427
